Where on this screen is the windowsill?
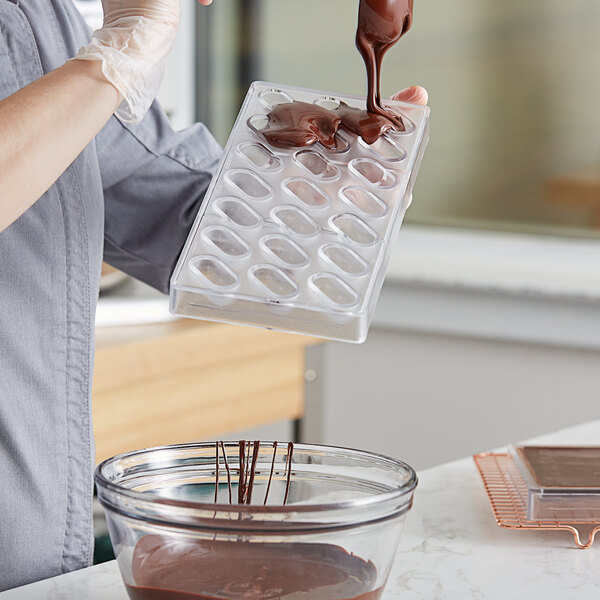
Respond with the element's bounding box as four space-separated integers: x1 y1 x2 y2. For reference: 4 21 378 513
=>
375 225 600 350
387 224 600 300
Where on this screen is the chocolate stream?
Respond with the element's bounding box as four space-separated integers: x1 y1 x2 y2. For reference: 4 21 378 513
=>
262 0 414 150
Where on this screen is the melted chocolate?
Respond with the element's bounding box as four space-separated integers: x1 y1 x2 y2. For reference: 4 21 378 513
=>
261 101 398 149
262 0 414 148
263 441 278 505
335 102 396 145
261 102 341 150
126 536 383 600
356 0 414 129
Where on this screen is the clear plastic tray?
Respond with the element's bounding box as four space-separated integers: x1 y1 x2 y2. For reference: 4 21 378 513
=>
170 82 430 342
509 445 600 522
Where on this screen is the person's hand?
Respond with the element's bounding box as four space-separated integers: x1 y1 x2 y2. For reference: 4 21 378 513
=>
390 85 428 106
389 86 427 210
73 0 214 122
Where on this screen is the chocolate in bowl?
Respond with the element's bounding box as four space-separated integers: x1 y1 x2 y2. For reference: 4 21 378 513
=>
95 442 417 600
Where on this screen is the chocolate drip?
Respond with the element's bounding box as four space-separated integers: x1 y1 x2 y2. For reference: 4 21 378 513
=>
237 441 246 504
356 0 414 129
237 441 260 504
263 441 278 505
214 441 294 506
214 443 219 503
283 442 293 505
220 441 232 504
262 0 414 149
246 442 260 504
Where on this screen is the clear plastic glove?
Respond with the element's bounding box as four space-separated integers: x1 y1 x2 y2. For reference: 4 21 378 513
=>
72 0 203 122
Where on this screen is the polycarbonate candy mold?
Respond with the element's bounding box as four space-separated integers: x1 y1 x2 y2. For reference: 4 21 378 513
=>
170 82 430 342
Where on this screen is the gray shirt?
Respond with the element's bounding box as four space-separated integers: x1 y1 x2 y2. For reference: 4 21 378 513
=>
0 0 221 589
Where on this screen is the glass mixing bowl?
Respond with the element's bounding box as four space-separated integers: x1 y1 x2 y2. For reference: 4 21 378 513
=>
95 441 417 600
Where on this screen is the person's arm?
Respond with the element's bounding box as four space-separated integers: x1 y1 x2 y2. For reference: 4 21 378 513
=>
0 0 214 235
99 107 221 293
0 61 120 233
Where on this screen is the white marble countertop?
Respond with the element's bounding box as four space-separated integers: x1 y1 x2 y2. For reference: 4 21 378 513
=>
4 420 600 599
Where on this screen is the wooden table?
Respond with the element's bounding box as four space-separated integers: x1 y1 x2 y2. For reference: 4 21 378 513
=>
93 319 317 464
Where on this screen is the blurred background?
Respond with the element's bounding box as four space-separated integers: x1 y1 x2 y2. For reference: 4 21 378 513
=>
201 0 600 237
79 0 600 235
78 0 600 473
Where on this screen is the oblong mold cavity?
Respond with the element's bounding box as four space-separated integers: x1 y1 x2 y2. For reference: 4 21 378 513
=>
215 197 262 229
310 273 359 308
251 265 298 299
331 214 379 246
340 186 387 218
314 96 340 111
283 178 330 209
293 150 339 180
238 143 281 171
226 169 272 200
247 114 269 133
323 130 351 154
271 205 320 238
384 111 415 135
320 244 369 277
258 88 294 110
189 256 238 289
261 235 310 268
349 158 396 189
202 226 250 259
361 135 407 162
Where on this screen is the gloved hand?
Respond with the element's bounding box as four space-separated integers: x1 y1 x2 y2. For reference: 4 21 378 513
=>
73 0 212 122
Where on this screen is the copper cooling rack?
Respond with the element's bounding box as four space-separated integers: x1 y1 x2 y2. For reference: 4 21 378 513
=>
473 452 600 549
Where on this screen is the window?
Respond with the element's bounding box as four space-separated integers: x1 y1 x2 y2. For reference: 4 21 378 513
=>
198 0 600 239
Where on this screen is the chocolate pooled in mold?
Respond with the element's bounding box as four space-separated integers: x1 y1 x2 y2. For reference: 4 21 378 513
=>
262 0 415 149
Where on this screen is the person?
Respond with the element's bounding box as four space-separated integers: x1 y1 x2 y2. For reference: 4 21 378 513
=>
0 0 428 590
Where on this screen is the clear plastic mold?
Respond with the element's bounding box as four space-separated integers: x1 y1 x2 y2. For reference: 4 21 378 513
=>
170 82 430 342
